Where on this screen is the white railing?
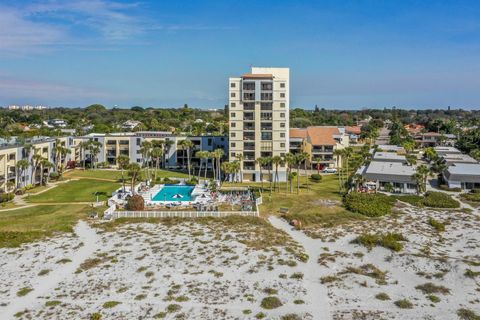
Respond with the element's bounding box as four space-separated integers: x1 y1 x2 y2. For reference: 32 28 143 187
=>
111 210 258 219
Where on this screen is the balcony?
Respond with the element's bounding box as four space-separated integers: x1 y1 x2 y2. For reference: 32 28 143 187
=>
243 82 255 91
243 103 255 111
243 133 255 141
244 143 255 151
260 103 272 111
260 93 273 101
260 123 272 131
243 113 255 121
261 83 273 91
243 93 255 101
243 125 255 131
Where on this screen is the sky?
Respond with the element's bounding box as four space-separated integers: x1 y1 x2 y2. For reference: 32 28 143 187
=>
0 0 479 110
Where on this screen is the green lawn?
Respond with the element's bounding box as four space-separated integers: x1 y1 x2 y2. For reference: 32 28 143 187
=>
223 174 364 227
0 204 91 247
27 179 120 203
63 169 189 181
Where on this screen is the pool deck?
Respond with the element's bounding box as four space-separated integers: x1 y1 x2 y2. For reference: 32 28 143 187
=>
141 184 210 206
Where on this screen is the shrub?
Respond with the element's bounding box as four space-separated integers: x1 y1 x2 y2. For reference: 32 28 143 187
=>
394 299 413 309
375 293 390 301
393 195 423 206
281 314 302 320
427 295 440 303
126 194 144 210
260 296 283 309
45 300 62 307
461 192 480 202
422 192 460 208
0 192 14 203
353 232 407 252
90 313 102 320
163 177 180 185
344 192 395 217
185 177 198 185
166 304 181 313
310 173 322 182
17 287 33 297
457 308 480 320
49 172 60 180
428 218 445 232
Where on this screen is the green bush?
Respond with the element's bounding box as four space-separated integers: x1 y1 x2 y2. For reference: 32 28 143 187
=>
185 177 198 185
163 177 180 185
344 192 395 217
394 299 413 309
260 296 283 309
393 195 423 206
461 192 480 202
310 174 322 182
0 193 14 203
49 172 60 180
423 192 460 208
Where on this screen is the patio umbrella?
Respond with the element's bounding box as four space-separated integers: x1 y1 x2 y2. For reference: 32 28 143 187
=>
172 194 184 199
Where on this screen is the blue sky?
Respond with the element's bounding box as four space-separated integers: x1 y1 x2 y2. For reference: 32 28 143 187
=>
0 0 479 109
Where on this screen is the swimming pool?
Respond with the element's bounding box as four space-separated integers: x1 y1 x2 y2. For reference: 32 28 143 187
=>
152 185 195 202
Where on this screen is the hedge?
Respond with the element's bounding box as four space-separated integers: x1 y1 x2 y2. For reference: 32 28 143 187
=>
0 193 15 203
310 174 322 182
344 192 395 217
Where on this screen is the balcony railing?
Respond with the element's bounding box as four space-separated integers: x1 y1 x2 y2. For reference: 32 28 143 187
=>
244 146 255 151
243 116 255 121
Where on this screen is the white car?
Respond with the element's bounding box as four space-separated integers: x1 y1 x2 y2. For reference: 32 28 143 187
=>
322 168 338 173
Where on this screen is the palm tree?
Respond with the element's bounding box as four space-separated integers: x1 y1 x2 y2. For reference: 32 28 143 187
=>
314 157 322 174
343 147 353 188
264 156 273 195
16 159 29 189
272 156 283 192
31 152 43 185
352 173 366 191
294 153 305 194
139 141 152 180
127 163 142 195
284 153 296 194
178 139 194 179
116 155 130 192
333 149 345 191
213 149 224 182
88 141 102 169
77 140 89 170
256 157 265 190
195 151 206 181
199 151 210 180
209 151 216 181
163 139 174 168
406 154 417 166
235 153 244 182
41 160 54 185
300 152 310 190
150 147 163 183
414 164 431 194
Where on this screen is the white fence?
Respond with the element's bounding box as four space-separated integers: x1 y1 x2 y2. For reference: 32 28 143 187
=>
111 210 258 219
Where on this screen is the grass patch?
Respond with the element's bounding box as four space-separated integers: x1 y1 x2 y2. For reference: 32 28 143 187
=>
17 287 33 296
260 296 283 309
166 304 181 313
64 169 188 181
353 232 407 252
28 179 119 203
428 218 445 232
102 301 121 308
45 300 62 307
394 299 413 309
38 269 50 276
415 282 450 295
427 295 440 303
465 269 480 278
457 308 480 320
320 275 340 284
422 191 460 208
0 204 91 247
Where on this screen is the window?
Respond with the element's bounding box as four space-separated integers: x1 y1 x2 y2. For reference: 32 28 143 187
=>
280 83 285 88
280 113 285 118
231 122 236 128
280 93 285 98
280 153 285 157
230 83 236 88
280 103 285 108
208 138 212 146
230 112 236 117
231 102 236 108
261 132 272 140
280 133 285 138
231 142 236 147
280 143 285 148
231 92 235 98
8 154 15 161
231 152 236 157
231 132 236 137
280 123 286 128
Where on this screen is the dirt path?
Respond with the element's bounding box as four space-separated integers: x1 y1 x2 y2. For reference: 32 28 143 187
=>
0 221 100 319
269 216 331 320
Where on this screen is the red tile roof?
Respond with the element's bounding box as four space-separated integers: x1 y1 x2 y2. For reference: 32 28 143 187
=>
289 128 307 139
346 126 361 135
306 126 340 146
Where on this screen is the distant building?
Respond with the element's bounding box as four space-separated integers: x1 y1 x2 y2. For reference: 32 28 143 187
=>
416 132 457 147
289 126 349 170
444 163 480 190
372 152 407 163
357 161 417 194
121 120 141 130
48 119 68 128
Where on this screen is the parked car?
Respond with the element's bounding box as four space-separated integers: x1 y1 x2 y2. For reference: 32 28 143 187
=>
322 168 338 173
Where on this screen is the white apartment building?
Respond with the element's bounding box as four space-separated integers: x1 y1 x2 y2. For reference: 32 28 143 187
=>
228 67 290 182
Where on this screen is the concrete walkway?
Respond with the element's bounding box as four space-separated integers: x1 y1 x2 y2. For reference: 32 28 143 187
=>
269 216 331 320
